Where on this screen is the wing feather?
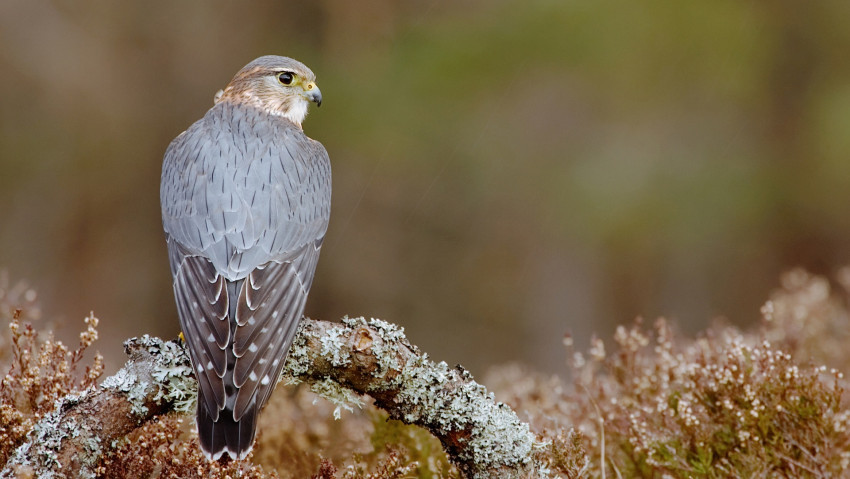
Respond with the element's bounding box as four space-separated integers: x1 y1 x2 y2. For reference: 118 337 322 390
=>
169 242 230 416
173 277 226 375
172 243 231 351
230 241 321 419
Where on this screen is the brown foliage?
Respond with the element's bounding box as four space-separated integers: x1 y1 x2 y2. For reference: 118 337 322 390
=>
0 298 103 466
490 268 850 477
5 269 850 478
98 413 273 479
95 386 455 479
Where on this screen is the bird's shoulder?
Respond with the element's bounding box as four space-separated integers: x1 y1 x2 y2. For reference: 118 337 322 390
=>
163 102 328 173
161 100 331 278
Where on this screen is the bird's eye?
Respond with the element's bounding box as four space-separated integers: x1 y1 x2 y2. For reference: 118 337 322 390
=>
278 72 294 85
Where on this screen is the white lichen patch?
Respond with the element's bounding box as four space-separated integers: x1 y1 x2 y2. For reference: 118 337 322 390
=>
101 335 196 416
3 395 104 479
364 317 410 376
362 317 408 344
101 367 151 417
392 355 534 477
6 407 64 474
319 325 351 367
309 377 364 419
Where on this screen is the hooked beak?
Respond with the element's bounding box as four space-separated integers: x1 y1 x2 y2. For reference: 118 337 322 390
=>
304 82 322 107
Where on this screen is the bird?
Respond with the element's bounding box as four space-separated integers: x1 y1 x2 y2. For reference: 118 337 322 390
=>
160 55 330 460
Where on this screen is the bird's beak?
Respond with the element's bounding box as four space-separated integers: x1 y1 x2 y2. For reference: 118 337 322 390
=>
304 82 322 107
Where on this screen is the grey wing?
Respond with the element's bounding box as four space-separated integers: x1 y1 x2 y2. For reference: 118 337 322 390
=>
168 239 230 419
231 239 322 419
167 236 322 423
162 117 235 420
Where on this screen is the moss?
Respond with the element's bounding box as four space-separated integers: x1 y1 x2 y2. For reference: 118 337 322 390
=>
369 412 455 478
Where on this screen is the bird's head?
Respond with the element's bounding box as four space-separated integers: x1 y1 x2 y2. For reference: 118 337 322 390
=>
215 55 322 127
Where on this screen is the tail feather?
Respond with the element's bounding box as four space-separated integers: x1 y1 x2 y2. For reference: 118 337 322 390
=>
197 396 258 461
195 278 258 461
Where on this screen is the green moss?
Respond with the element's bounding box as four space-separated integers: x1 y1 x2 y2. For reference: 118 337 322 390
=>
369 411 453 479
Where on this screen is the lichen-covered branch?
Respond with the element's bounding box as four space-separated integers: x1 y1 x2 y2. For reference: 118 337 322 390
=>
284 317 536 478
1 318 537 479
0 336 195 479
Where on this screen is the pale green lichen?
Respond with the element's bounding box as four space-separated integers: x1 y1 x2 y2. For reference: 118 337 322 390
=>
2 394 104 479
101 366 151 416
283 318 366 415
149 339 197 413
391 354 535 478
101 335 196 416
282 321 311 382
362 317 412 376
358 317 409 344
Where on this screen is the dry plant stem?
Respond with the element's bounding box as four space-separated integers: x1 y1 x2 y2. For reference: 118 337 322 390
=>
0 336 194 479
1 317 535 479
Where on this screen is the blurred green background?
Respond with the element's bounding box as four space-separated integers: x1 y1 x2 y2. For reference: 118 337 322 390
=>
2 0 849 375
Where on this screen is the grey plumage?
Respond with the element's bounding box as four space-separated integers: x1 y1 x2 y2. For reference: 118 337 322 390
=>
161 56 329 460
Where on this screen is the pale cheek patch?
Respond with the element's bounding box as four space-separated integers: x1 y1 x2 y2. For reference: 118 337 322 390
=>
280 98 309 125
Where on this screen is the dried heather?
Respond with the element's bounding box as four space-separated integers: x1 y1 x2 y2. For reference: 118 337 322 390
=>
556 318 848 477
487 270 850 477
97 413 275 479
0 312 104 466
762 268 850 370
7 269 850 478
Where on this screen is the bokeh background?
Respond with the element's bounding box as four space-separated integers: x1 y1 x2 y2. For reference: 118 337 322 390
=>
2 0 850 376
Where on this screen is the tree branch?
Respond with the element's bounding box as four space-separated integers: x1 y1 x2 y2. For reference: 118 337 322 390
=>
1 317 537 479
286 317 536 477
1 336 195 479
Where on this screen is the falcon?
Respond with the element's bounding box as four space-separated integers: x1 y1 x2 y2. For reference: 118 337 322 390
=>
160 56 330 460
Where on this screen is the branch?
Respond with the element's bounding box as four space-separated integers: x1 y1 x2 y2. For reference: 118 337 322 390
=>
2 318 537 479
1 336 195 479
286 317 536 477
